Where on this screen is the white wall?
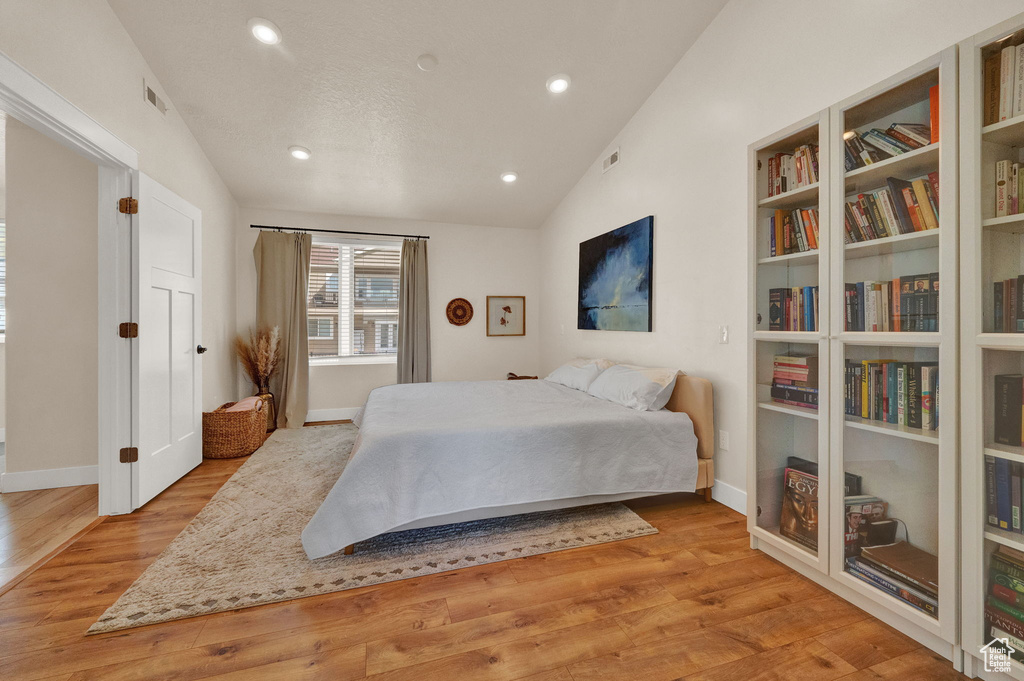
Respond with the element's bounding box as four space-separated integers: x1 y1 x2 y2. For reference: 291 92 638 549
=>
0 0 239 411
538 0 1024 506
238 209 541 413
5 119 98 474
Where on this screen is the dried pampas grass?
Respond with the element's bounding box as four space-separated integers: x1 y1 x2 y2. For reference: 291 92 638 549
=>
235 326 281 393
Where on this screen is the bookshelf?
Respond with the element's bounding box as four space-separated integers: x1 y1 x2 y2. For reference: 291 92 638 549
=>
962 13 1024 678
748 48 960 665
828 46 959 651
747 111 830 573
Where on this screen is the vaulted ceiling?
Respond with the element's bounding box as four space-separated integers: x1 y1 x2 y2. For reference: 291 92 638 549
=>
107 0 726 229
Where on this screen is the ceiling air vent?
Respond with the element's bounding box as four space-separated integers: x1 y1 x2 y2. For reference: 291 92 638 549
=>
602 148 619 173
143 80 167 115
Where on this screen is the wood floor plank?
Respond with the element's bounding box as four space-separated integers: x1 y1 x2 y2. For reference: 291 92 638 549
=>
615 573 825 646
836 648 967 680
680 638 857 681
656 553 791 600
360 618 632 681
709 593 867 650
446 548 704 623
198 644 365 681
512 668 574 681
366 580 673 674
567 627 762 681
686 535 760 566
815 618 922 671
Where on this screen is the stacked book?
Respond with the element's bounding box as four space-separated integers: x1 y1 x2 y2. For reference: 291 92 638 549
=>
995 160 1024 218
986 544 1024 657
768 207 820 257
843 116 936 172
994 375 1024 448
844 273 939 332
843 174 939 243
844 495 894 559
844 360 939 430
767 286 819 331
986 454 1024 532
983 35 1024 126
766 144 819 197
771 354 818 410
846 541 938 618
993 277 1024 332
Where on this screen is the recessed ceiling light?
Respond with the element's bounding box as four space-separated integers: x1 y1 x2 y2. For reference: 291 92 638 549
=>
248 18 282 45
417 54 439 72
289 145 311 160
500 172 518 183
546 74 571 94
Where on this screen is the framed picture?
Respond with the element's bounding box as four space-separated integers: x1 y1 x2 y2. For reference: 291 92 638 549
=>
486 296 526 336
578 215 653 331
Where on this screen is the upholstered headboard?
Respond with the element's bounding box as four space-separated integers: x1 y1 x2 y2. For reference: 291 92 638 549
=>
663 373 715 460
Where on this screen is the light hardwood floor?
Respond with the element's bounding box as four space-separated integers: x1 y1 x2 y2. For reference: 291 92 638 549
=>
0 483 99 593
0 458 968 681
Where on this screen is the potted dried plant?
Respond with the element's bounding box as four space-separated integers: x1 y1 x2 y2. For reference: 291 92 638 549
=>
235 326 281 432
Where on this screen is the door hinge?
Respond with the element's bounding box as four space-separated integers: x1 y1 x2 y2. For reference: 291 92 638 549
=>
119 447 138 464
118 322 138 338
118 197 138 214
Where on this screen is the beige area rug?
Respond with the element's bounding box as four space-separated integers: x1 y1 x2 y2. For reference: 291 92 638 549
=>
89 424 657 634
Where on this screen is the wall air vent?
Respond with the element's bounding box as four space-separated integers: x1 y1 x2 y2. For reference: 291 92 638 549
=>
143 80 168 115
602 148 620 173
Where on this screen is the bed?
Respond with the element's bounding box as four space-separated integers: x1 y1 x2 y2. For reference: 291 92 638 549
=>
301 373 714 560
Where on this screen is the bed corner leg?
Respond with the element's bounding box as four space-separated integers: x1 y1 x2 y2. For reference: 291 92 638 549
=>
703 487 712 503
344 544 354 555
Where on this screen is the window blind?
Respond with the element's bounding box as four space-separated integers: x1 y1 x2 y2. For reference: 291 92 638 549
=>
308 238 400 359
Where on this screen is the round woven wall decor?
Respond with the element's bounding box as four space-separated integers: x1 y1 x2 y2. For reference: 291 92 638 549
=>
446 298 474 326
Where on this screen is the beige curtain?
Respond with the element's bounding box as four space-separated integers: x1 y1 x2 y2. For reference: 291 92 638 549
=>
253 231 311 428
397 239 431 383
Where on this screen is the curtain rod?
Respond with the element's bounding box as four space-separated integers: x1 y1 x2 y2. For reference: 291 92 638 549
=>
250 224 429 240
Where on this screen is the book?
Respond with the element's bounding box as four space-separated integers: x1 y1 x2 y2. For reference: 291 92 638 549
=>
859 541 939 594
986 51 1003 126
929 85 939 144
846 558 937 617
994 374 1024 446
1002 43 1018 122
998 160 1011 217
779 467 818 551
989 455 1001 526
997 456 1013 530
987 604 1024 640
912 179 938 230
862 129 910 157
1013 44 1024 117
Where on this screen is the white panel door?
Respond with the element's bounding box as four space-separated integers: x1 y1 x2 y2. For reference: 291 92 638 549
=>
133 173 202 508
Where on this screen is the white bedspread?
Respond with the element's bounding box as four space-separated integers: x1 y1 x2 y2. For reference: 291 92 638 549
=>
301 379 699 559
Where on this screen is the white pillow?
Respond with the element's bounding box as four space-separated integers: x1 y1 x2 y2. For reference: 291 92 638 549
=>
544 358 616 392
586 364 679 411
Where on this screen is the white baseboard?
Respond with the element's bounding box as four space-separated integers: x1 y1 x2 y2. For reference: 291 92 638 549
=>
305 407 361 423
711 479 746 515
0 464 98 493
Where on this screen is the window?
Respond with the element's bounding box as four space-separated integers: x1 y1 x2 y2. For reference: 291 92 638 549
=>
307 317 333 339
307 238 400 362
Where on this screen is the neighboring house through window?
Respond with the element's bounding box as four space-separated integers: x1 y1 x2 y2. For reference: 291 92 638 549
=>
307 237 400 362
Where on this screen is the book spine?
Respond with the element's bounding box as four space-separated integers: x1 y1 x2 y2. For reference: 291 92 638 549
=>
1014 164 1020 215
1002 44 1017 122
998 457 1013 530
862 130 907 156
921 365 933 431
996 282 1005 332
994 554 1024 582
986 53 1003 126
995 375 1024 446
901 187 923 231
989 594 1024 622
998 160 1011 218
929 85 939 144
989 455 1000 526
886 127 922 149
987 604 1024 640
846 562 937 616
912 180 938 230
1014 462 1022 532
907 364 921 429
1016 44 1024 118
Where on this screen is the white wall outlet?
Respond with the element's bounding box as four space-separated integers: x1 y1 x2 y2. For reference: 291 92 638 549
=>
718 325 729 343
719 430 730 451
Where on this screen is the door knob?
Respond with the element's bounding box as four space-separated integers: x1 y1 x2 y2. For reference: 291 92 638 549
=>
197 345 208 354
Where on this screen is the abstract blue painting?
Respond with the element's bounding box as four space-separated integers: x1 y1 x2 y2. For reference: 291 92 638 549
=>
578 216 653 331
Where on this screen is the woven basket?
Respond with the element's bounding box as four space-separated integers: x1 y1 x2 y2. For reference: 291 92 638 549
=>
202 398 267 459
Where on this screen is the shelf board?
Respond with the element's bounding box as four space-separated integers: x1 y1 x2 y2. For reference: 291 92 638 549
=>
758 183 819 209
844 144 939 194
976 333 1024 350
837 331 941 347
757 400 819 420
844 415 939 443
982 214 1024 234
844 229 939 259
982 113 1024 146
840 566 938 620
757 250 819 266
984 444 1024 464
752 331 823 343
835 568 941 628
985 526 1024 551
